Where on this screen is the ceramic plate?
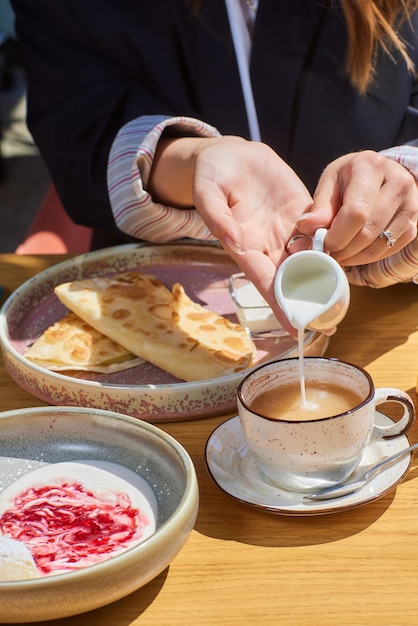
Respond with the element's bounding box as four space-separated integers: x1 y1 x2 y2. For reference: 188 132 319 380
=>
0 241 329 422
205 414 412 515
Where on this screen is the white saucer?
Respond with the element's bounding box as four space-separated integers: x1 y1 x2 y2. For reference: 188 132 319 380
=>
205 414 412 515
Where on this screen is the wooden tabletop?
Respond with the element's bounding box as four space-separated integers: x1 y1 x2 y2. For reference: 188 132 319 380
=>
1 254 418 626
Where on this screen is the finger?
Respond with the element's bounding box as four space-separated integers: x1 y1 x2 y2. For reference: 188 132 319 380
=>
339 221 416 265
298 153 384 247
332 176 418 264
328 184 384 254
296 171 341 236
309 153 388 253
196 191 297 332
195 187 247 252
226 248 297 336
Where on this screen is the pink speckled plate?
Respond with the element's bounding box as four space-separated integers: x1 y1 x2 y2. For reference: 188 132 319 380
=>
0 242 329 422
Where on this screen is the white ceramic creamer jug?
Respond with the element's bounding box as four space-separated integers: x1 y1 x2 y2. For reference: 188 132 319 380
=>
274 228 350 332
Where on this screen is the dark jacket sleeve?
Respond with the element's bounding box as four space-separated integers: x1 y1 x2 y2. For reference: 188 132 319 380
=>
10 0 208 238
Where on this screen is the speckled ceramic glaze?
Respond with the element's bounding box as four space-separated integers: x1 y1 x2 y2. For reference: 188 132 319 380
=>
0 242 329 422
237 358 415 492
205 415 413 515
0 406 199 623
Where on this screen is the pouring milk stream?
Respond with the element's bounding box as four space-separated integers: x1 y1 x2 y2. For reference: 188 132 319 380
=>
274 228 350 407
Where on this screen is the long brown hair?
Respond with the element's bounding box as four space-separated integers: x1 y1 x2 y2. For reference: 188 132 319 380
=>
188 0 418 94
342 0 418 93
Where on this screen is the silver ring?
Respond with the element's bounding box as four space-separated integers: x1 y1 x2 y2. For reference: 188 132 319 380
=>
285 234 310 254
379 230 397 248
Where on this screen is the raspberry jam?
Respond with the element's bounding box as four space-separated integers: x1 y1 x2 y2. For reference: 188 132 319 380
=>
1 478 150 574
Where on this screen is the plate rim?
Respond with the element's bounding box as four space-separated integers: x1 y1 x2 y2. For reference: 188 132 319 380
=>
0 241 324 421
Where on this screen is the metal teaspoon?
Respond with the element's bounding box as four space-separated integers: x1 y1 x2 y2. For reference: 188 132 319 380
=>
304 442 418 501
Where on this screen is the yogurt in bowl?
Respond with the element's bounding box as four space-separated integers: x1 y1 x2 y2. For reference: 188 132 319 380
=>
0 406 198 623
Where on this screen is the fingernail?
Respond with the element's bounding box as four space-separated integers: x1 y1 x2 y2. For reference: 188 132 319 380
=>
296 213 310 225
224 235 244 255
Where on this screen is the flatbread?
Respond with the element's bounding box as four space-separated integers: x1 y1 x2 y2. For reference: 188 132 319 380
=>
171 282 255 360
25 312 145 373
54 272 256 381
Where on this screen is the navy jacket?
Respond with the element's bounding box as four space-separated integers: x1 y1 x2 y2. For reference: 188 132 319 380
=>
11 0 418 241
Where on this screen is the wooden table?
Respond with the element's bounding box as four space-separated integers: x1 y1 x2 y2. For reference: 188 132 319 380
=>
1 254 418 626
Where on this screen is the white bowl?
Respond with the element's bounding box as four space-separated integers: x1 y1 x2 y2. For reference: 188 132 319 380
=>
0 406 198 622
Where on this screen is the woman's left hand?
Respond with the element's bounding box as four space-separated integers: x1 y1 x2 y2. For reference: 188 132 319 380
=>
297 150 418 264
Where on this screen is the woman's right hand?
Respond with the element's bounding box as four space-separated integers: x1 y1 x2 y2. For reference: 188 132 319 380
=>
297 150 418 265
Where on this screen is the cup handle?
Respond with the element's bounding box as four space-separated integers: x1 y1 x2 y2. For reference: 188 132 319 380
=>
312 228 327 252
373 388 415 440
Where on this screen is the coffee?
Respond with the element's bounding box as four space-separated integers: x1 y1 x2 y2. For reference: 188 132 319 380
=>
238 357 415 491
249 380 364 421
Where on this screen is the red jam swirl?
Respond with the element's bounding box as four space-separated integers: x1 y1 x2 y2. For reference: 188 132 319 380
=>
0 480 149 574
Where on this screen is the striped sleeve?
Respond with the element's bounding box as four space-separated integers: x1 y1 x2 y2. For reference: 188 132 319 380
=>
345 236 418 287
108 121 418 287
107 115 220 242
345 145 418 288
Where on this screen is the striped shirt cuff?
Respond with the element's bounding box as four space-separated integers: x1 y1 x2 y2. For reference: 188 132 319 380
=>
108 115 220 242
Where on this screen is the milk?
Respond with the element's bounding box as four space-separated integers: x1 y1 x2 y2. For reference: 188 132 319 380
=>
279 267 339 330
281 272 338 408
274 229 350 411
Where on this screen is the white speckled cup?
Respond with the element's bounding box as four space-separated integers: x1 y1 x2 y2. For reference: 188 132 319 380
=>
237 358 415 492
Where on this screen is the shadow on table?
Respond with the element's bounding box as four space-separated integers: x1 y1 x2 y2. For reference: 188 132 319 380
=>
1 567 170 626
195 480 414 549
194 451 418 549
328 283 418 368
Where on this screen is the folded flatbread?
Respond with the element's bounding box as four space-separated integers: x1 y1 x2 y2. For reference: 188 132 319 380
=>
54 272 256 381
25 312 144 373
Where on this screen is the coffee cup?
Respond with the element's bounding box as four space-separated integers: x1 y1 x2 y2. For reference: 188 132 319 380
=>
237 357 415 492
274 228 350 332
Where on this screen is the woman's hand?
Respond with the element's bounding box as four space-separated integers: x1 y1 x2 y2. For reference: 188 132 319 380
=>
297 150 418 264
149 135 313 333
191 136 313 332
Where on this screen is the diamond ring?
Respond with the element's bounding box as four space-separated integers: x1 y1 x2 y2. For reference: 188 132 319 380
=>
379 230 397 248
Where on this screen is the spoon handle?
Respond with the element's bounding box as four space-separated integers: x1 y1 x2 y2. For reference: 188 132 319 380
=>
305 442 418 501
363 442 418 482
